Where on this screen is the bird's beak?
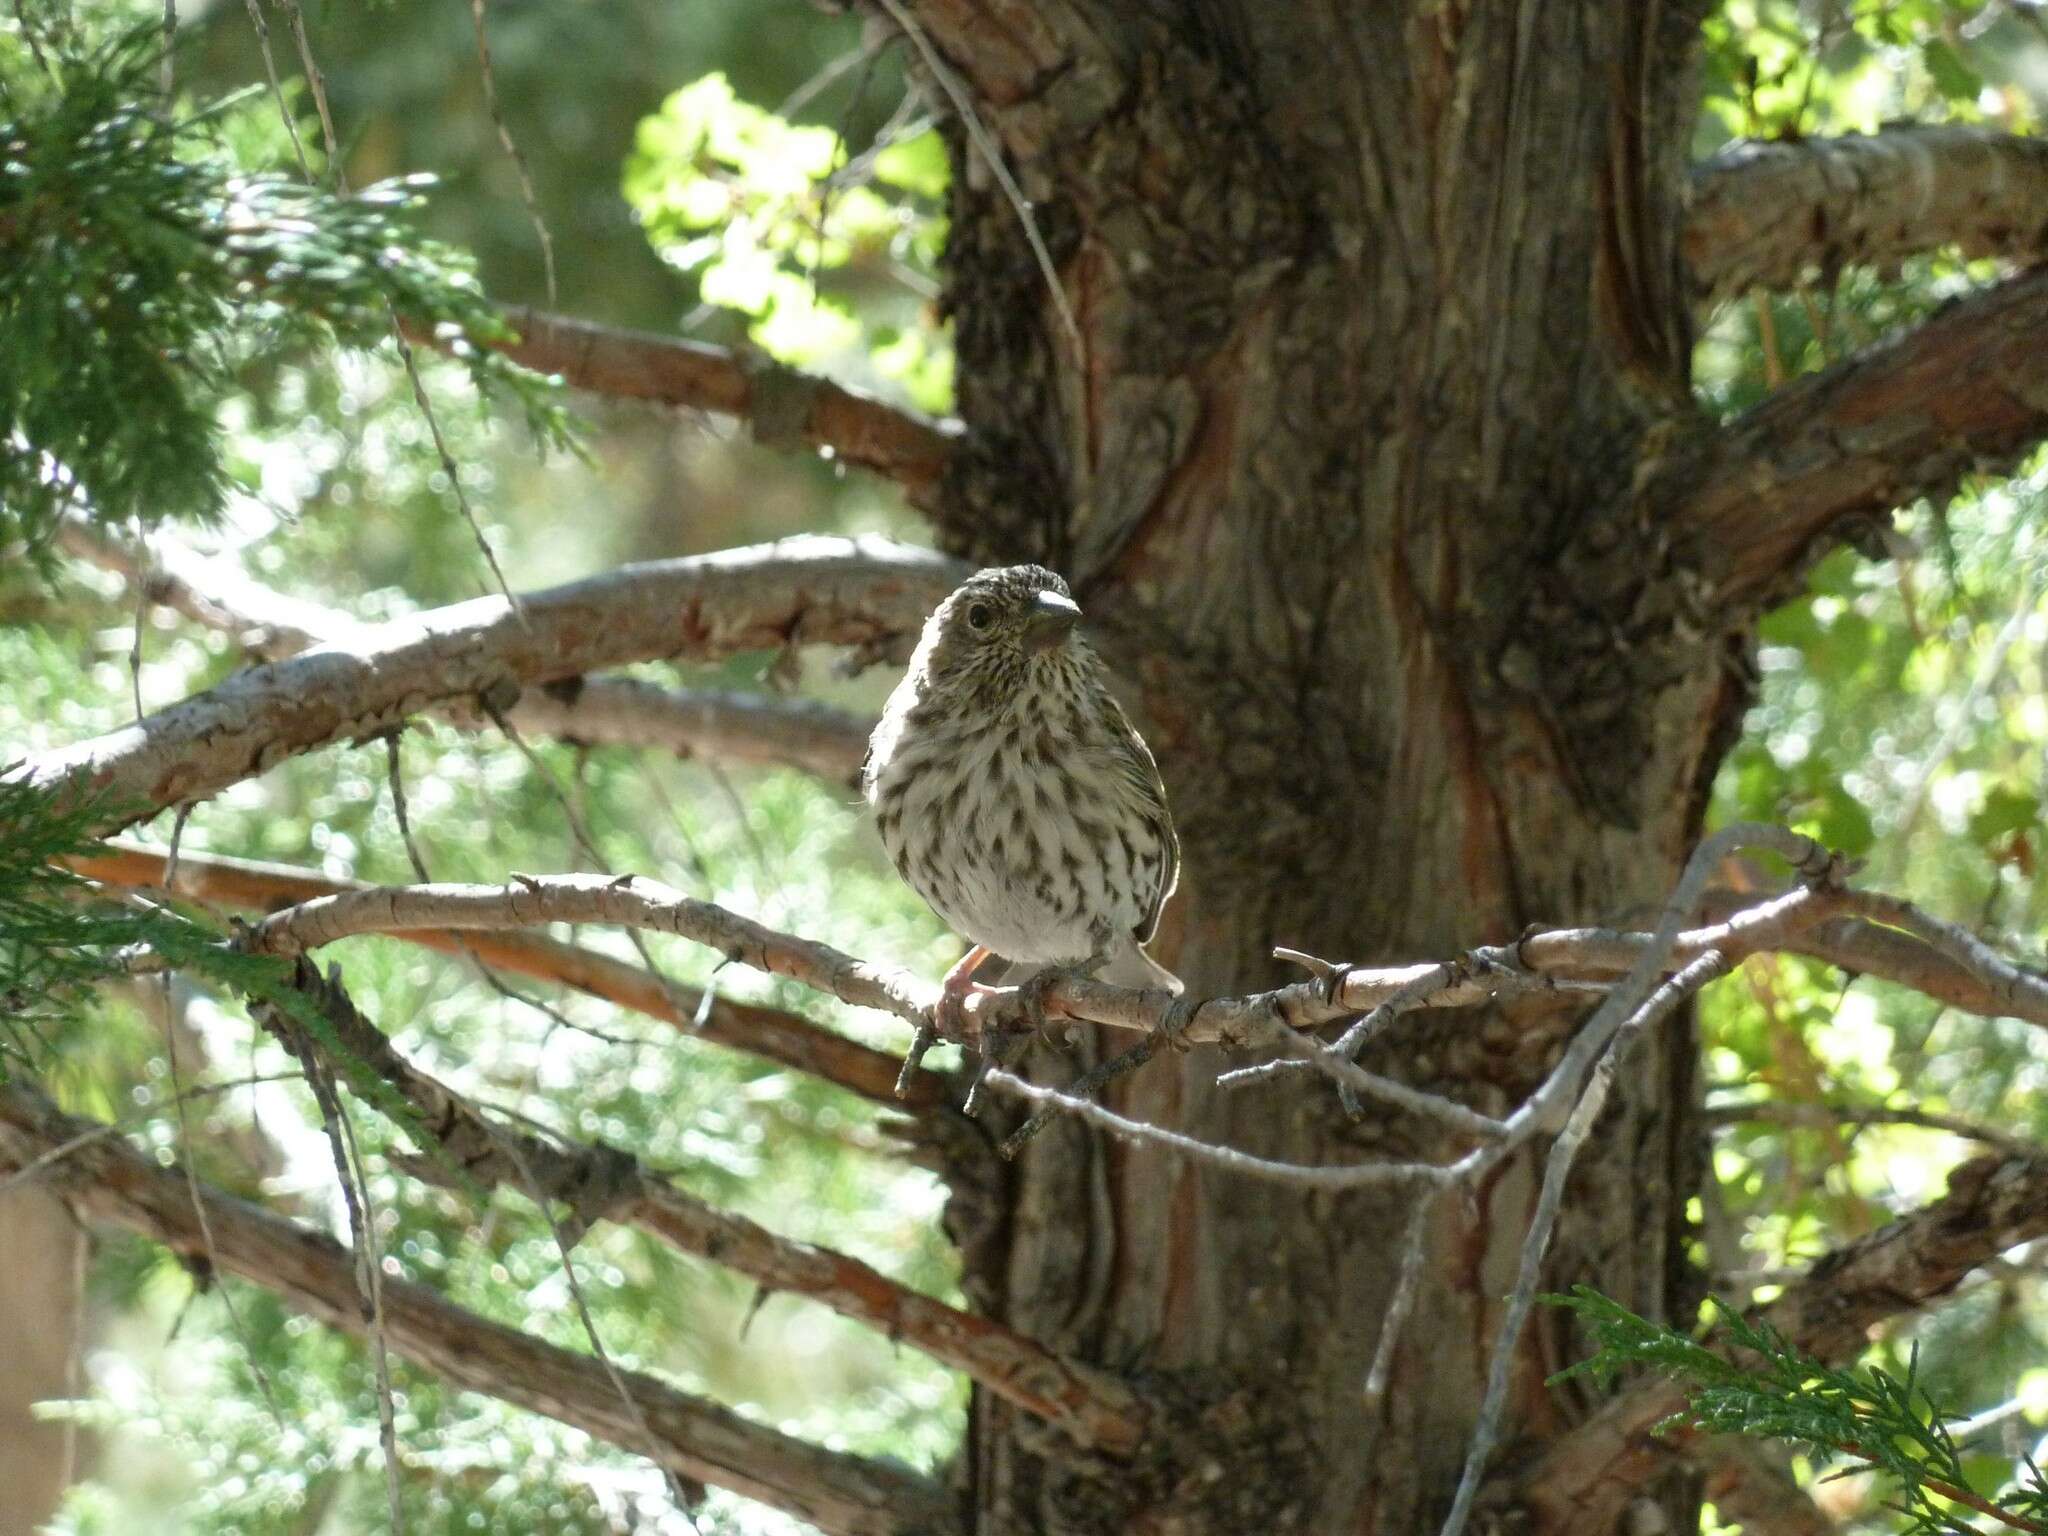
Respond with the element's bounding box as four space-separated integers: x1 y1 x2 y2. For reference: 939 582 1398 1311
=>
1024 589 1083 654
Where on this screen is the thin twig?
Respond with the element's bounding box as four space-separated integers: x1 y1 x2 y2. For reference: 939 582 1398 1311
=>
998 1023 1170 1157
493 1129 700 1524
287 1021 405 1533
1703 1096 2036 1156
240 0 310 174
275 0 525 625
465 0 555 304
12 0 52 76
1435 822 1836 1536
159 0 175 97
479 698 690 999
868 0 1082 352
985 1070 1448 1191
1437 950 1736 1536
336 1094 406 1533
157 918 286 1426
1363 1189 1437 1414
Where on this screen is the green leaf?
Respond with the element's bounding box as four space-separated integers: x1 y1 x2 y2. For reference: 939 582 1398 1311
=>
1921 40 1982 104
1969 785 2040 845
874 129 948 199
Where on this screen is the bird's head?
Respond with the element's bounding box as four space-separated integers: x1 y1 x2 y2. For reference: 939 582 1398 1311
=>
913 564 1088 698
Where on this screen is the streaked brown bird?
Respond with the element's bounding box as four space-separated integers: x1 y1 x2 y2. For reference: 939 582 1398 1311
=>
863 565 1182 1026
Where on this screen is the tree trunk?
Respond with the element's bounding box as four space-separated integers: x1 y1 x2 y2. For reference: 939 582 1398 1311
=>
0 1189 85 1536
927 4 1736 1529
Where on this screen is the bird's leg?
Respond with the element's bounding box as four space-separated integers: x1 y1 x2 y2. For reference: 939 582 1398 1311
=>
937 943 998 1037
894 944 997 1100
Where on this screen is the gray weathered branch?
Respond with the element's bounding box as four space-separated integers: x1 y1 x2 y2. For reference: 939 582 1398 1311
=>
59 519 877 785
15 535 963 834
229 868 2048 1057
1685 125 2048 310
0 1081 957 1536
1654 263 2048 611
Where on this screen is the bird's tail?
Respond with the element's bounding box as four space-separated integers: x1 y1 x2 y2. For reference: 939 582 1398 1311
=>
1098 942 1184 996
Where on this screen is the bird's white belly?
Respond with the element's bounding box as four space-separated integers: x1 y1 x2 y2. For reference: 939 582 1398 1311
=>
876 734 1152 964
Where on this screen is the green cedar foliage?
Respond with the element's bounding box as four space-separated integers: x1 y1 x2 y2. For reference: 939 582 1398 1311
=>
0 27 568 562
1553 1287 2048 1536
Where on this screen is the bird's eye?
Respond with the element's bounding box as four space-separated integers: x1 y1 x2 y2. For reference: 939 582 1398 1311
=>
966 603 992 631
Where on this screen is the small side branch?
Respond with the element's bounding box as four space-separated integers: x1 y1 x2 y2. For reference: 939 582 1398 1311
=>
423 308 961 510
1684 126 2048 311
1654 264 2048 611
0 1081 957 1536
1517 1149 2048 1533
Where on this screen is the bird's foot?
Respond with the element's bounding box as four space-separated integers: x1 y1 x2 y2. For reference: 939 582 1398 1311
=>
933 943 999 1041
1014 950 1108 1039
897 945 998 1101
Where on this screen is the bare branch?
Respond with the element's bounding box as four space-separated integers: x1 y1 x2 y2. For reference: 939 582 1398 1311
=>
1438 952 1737 1536
0 1081 958 1536
266 958 1143 1455
240 874 938 1029
1685 126 2048 310
983 1069 1442 1191
210 864 2048 1108
15 535 964 833
454 678 872 786
68 844 939 1108
1517 1149 2048 1533
1834 888 2048 1024
1703 1096 2037 1157
59 518 877 784
1654 264 2048 611
421 307 961 509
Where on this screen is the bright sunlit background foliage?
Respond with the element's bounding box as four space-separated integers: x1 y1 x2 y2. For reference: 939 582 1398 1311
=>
4 0 2048 1530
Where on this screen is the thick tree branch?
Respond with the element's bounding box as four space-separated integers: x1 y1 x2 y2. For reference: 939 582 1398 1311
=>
263 959 1142 1454
1655 264 2048 611
66 843 939 1109
13 535 964 834
59 519 877 784
435 308 961 510
1685 126 2048 310
1517 1150 2048 1533
0 1081 958 1536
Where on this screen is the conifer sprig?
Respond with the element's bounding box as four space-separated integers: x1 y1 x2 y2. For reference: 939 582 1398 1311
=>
0 29 569 558
1551 1286 2048 1535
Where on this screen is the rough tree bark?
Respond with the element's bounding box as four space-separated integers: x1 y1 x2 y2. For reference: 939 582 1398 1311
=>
914 4 1732 1530
0 1189 84 1536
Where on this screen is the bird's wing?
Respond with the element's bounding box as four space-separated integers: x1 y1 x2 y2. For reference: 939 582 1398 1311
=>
1098 689 1180 945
